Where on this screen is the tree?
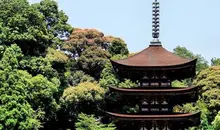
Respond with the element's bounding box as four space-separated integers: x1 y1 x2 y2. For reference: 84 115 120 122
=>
0 45 40 129
99 62 119 89
193 66 220 120
33 0 72 39
0 44 23 70
212 111 220 130
172 80 186 87
46 47 69 64
211 57 220 66
77 46 111 79
27 75 60 121
0 69 41 130
61 28 107 58
173 100 214 130
75 113 115 130
173 46 209 87
0 45 4 59
20 56 57 78
64 70 95 87
46 47 70 74
0 44 60 129
118 79 138 88
108 38 129 56
61 82 105 117
110 54 127 61
0 0 72 56
61 29 129 58
173 46 209 72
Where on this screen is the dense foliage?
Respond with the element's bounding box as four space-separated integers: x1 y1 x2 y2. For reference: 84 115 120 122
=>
61 82 105 116
75 113 115 130
172 46 209 87
0 0 72 56
211 57 220 66
173 46 209 73
194 66 220 120
0 44 59 129
0 0 219 130
174 66 220 130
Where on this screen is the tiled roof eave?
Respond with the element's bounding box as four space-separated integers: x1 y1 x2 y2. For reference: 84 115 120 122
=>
106 111 201 121
111 59 197 70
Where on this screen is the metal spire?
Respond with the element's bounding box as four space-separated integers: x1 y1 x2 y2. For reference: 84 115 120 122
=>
151 0 161 45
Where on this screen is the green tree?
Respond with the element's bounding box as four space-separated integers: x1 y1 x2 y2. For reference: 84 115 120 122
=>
61 82 105 117
64 70 95 87
108 38 129 56
99 62 119 89
77 46 111 79
172 80 186 87
118 79 138 88
212 111 220 130
173 46 209 72
173 100 214 130
211 57 220 66
0 45 40 129
75 113 115 130
0 44 23 70
0 69 41 130
20 56 57 78
0 44 60 129
194 66 220 120
173 46 209 87
0 45 5 59
33 0 72 39
110 54 127 61
47 47 69 62
0 0 71 55
28 75 60 121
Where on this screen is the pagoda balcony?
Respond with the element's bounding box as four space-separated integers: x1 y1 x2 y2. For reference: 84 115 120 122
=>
108 86 199 106
109 86 198 96
106 111 201 130
106 111 200 121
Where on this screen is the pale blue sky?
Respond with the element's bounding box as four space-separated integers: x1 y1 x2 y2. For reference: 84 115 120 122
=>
30 0 220 62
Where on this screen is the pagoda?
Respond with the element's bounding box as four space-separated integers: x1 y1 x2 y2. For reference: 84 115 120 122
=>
106 0 200 130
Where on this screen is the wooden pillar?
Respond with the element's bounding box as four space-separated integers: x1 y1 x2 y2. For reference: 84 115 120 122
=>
148 96 151 113
159 71 162 87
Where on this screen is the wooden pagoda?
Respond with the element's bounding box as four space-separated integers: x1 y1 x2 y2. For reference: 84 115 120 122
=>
106 0 200 130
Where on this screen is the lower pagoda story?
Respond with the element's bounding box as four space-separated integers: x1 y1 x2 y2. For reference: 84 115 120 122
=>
106 86 200 130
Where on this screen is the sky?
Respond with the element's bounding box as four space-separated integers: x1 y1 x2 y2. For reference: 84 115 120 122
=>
29 0 220 63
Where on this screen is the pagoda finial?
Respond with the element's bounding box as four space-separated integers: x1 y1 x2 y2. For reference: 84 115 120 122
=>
151 0 161 45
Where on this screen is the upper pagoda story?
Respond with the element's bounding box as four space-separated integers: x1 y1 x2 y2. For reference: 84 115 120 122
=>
111 43 197 81
111 0 197 81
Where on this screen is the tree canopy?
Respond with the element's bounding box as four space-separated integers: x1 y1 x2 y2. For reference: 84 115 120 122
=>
0 44 59 129
76 113 115 130
193 66 220 120
173 46 209 72
211 57 220 66
0 0 72 56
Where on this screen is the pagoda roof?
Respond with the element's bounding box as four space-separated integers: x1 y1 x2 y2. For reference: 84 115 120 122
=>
111 45 196 68
106 111 201 121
